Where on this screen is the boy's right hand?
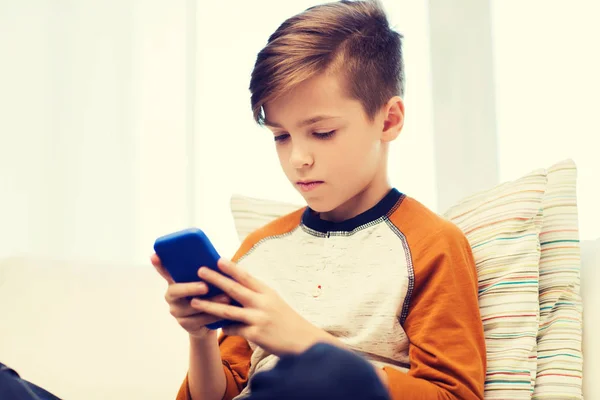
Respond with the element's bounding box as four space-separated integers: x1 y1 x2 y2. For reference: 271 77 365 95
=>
150 253 231 339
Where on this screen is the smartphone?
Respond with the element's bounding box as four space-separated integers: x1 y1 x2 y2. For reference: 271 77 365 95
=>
153 227 239 330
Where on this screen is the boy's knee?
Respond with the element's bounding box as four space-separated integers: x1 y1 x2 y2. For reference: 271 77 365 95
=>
249 343 390 400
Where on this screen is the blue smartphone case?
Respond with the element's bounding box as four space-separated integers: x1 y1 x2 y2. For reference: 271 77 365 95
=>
153 228 238 330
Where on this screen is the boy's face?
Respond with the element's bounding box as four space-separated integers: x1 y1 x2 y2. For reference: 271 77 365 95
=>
263 71 402 219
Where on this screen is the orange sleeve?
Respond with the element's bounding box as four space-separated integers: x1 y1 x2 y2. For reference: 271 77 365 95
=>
217 333 254 400
175 334 252 400
385 199 486 400
176 374 191 400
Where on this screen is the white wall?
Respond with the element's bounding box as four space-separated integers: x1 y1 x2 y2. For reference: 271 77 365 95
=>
491 0 600 240
0 0 194 264
427 0 500 212
1 0 597 267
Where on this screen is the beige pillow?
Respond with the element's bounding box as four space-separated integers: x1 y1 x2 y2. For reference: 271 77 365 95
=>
230 195 302 242
231 168 549 399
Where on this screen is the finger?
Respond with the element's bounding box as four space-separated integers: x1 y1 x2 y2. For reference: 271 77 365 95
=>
217 258 268 293
190 297 255 324
170 294 231 318
222 323 251 338
165 281 209 302
178 313 225 332
150 254 174 284
197 266 257 305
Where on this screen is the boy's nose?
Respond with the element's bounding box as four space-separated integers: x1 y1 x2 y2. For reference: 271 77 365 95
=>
290 146 314 169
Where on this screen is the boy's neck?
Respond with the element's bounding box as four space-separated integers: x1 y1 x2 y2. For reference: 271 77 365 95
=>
319 178 392 223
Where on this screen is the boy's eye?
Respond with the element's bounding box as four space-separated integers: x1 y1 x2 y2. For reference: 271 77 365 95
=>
274 133 290 142
313 130 335 139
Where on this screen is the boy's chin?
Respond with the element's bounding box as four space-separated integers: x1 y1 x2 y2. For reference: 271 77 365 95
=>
297 187 342 214
303 197 337 214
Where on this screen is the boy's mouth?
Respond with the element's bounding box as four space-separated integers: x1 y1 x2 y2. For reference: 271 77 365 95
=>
296 180 324 192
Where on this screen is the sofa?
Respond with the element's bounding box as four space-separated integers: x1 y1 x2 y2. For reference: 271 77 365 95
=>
0 241 597 400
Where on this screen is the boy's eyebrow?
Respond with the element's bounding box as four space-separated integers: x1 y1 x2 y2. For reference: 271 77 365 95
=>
264 115 339 129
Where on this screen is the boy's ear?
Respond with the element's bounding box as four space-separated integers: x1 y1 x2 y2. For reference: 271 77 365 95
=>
381 96 404 142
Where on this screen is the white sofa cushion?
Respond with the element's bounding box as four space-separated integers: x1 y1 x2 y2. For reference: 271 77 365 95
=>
0 257 189 400
580 239 600 399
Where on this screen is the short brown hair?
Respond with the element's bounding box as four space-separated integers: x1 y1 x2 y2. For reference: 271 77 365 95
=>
249 0 404 125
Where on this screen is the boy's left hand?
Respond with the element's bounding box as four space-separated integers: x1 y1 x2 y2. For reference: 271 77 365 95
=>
189 258 324 357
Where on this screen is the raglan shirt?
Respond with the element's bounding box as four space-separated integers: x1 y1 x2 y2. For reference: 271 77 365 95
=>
177 189 486 400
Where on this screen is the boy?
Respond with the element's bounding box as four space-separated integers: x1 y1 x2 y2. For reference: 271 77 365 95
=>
151 1 486 399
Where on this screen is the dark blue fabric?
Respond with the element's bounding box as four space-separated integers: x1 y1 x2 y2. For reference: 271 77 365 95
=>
301 188 403 234
247 343 391 400
0 363 61 400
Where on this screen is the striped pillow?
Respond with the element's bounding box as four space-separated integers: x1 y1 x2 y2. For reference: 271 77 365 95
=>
533 159 583 399
443 170 546 399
